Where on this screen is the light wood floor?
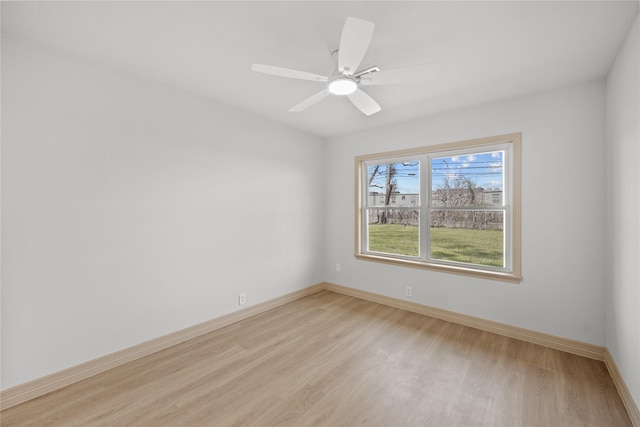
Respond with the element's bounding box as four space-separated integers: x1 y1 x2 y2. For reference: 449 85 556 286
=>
1 290 632 426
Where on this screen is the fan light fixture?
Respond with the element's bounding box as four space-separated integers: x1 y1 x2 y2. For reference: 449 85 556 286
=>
251 17 439 115
328 77 357 95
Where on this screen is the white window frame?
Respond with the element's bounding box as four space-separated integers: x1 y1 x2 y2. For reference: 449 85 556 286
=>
355 133 521 283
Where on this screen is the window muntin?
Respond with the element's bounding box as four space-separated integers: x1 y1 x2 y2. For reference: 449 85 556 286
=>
356 134 521 282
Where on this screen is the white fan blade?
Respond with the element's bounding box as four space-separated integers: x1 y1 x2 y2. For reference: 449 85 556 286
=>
289 89 331 112
251 64 329 82
338 17 375 76
347 89 381 116
359 63 440 85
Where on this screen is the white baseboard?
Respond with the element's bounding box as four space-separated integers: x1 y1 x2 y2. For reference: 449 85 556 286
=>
605 349 640 427
0 283 325 410
323 282 605 360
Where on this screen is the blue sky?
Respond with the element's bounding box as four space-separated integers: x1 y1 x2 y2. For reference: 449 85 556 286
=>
432 151 504 191
368 150 504 194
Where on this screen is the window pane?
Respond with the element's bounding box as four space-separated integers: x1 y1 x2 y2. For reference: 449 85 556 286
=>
368 161 420 207
431 151 503 207
429 210 504 267
367 209 419 257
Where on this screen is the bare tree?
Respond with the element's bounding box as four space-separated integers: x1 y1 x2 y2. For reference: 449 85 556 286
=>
368 163 397 224
433 169 484 228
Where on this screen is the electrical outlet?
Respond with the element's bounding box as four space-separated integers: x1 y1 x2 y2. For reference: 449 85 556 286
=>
336 263 341 272
405 286 413 297
238 293 246 306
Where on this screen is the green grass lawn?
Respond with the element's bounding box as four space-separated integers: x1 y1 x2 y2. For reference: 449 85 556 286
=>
368 224 503 267
367 224 420 257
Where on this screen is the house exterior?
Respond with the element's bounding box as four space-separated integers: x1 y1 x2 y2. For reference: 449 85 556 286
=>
368 189 503 207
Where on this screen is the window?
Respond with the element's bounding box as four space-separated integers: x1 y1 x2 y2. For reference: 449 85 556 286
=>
355 133 521 282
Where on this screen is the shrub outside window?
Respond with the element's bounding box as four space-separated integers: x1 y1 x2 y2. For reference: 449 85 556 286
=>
355 133 521 283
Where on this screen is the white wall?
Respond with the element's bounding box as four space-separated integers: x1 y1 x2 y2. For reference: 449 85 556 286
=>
1 37 325 389
606 14 640 411
325 80 607 346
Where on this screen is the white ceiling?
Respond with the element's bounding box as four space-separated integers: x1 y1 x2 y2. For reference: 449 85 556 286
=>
2 1 638 138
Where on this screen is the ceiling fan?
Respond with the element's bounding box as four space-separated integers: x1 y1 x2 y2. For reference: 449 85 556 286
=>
251 17 439 116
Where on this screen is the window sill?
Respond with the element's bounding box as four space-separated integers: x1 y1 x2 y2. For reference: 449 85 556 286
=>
355 253 522 283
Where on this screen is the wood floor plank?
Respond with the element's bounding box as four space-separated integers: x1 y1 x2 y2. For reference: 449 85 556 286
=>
1 290 632 426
